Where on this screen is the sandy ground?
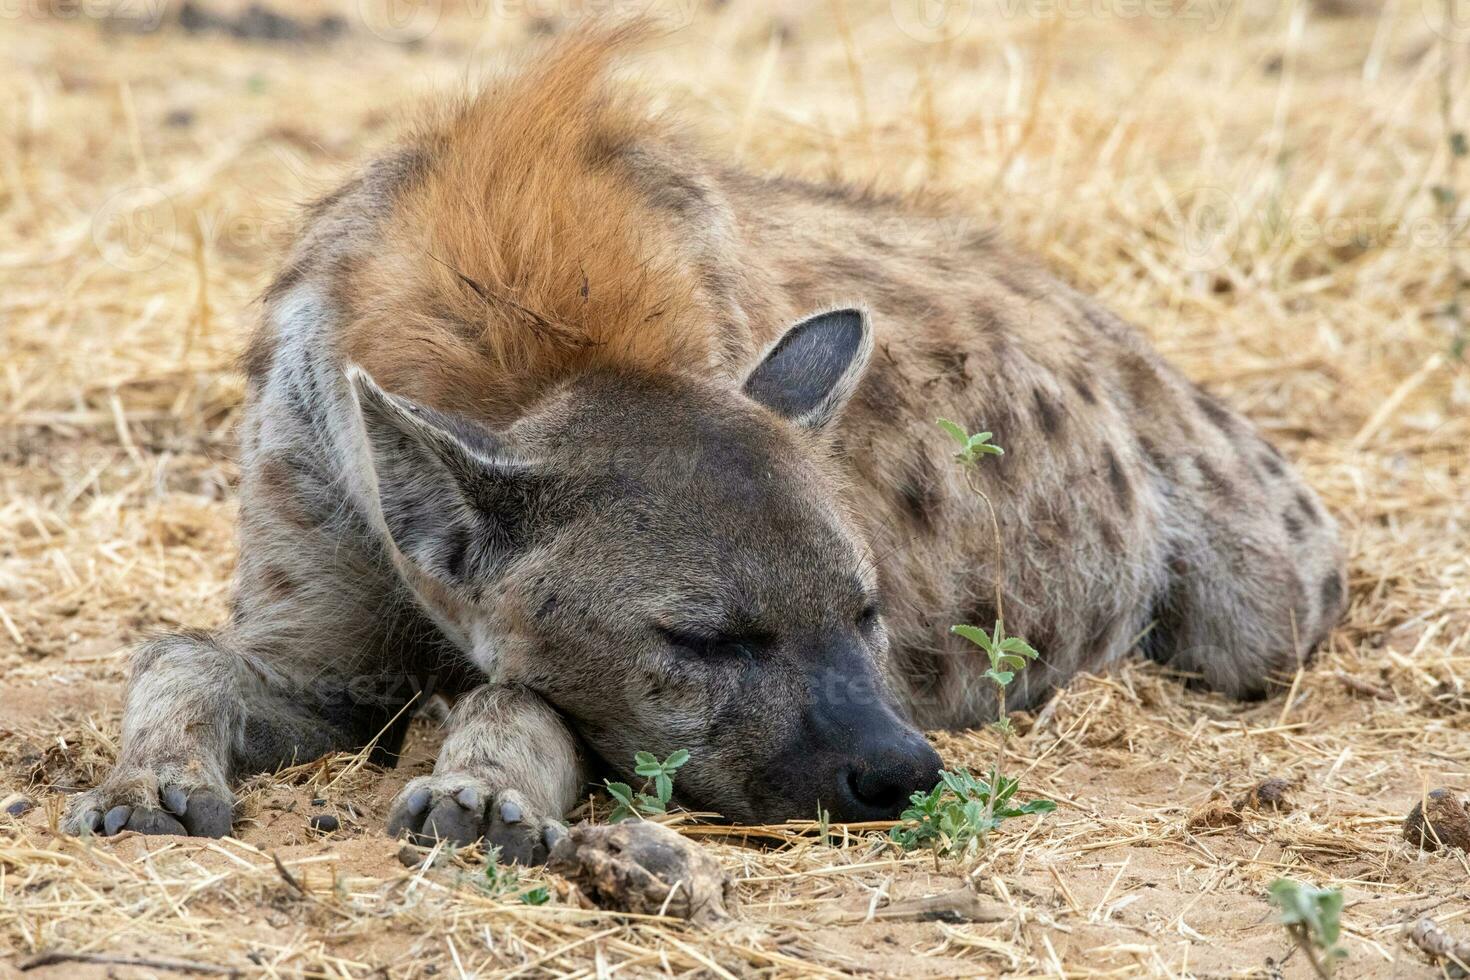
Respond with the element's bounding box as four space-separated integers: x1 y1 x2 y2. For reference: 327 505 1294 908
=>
2 0 1469 976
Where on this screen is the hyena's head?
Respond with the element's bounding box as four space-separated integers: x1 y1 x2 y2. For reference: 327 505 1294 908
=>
350 309 941 822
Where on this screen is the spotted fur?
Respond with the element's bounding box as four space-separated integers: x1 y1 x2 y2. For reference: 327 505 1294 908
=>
67 28 1346 843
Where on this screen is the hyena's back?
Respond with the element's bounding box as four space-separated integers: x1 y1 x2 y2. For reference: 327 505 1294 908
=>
246 29 1346 730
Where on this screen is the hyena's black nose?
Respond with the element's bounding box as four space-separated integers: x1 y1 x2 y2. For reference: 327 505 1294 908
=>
835 734 942 821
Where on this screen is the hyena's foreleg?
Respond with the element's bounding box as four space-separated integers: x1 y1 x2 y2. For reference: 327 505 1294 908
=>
387 684 585 863
63 630 366 837
65 403 434 837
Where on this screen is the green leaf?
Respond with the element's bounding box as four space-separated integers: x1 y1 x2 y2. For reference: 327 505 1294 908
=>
633 751 659 771
951 624 994 651
521 886 551 905
636 794 666 814
936 418 970 446
605 781 634 806
985 668 1014 686
1019 799 1057 815
997 636 1038 659
663 749 690 770
654 773 673 803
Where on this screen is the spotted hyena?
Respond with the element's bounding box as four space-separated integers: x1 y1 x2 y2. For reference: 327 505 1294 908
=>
66 29 1345 859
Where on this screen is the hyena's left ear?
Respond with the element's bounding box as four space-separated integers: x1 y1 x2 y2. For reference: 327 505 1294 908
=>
346 366 546 587
743 307 873 429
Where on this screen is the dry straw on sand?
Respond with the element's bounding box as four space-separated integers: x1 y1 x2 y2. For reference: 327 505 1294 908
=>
2 0 1468 976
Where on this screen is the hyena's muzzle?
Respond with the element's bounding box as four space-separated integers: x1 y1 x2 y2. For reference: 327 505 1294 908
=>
750 642 942 823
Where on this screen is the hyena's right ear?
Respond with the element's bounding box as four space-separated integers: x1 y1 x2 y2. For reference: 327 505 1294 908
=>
346 366 544 587
743 307 873 429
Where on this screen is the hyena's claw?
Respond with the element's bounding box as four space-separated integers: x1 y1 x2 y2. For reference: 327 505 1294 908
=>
487 790 545 865
125 807 188 836
388 776 560 865
103 805 132 835
73 807 103 835
64 776 234 839
168 787 234 838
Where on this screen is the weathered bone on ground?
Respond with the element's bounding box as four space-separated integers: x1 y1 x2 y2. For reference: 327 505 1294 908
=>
1409 917 1470 978
547 820 738 925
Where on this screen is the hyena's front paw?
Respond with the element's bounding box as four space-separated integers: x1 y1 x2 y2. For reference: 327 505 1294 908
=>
387 773 567 864
64 770 234 839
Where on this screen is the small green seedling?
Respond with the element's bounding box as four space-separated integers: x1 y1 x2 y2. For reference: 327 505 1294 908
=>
890 418 1054 866
604 749 689 822
890 767 1055 860
479 850 553 906
938 417 1004 465
1268 878 1347 978
952 623 1038 735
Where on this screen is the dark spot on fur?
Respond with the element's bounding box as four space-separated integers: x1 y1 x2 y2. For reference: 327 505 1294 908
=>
259 565 300 602
1103 448 1133 512
536 593 561 621
1283 507 1305 540
1117 352 1164 406
1320 571 1345 616
1260 452 1284 477
240 323 281 384
1080 304 1125 339
1194 455 1236 499
1032 387 1064 438
896 453 942 533
1295 490 1321 525
647 170 709 216
256 458 323 530
1194 390 1236 434
1138 576 1187 668
1071 374 1097 404
1099 519 1124 551
583 128 632 169
854 358 910 417
921 345 970 385
440 524 471 581
1136 435 1170 474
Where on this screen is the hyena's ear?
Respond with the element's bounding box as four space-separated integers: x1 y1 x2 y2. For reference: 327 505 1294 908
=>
346 366 542 587
743 307 872 429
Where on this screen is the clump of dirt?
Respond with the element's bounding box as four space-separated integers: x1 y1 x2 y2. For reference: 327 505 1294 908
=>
1234 778 1295 814
548 820 738 924
1186 793 1242 830
1403 790 1470 852
1188 778 1296 830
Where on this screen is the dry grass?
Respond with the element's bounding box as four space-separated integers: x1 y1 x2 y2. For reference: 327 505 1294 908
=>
2 0 1468 976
